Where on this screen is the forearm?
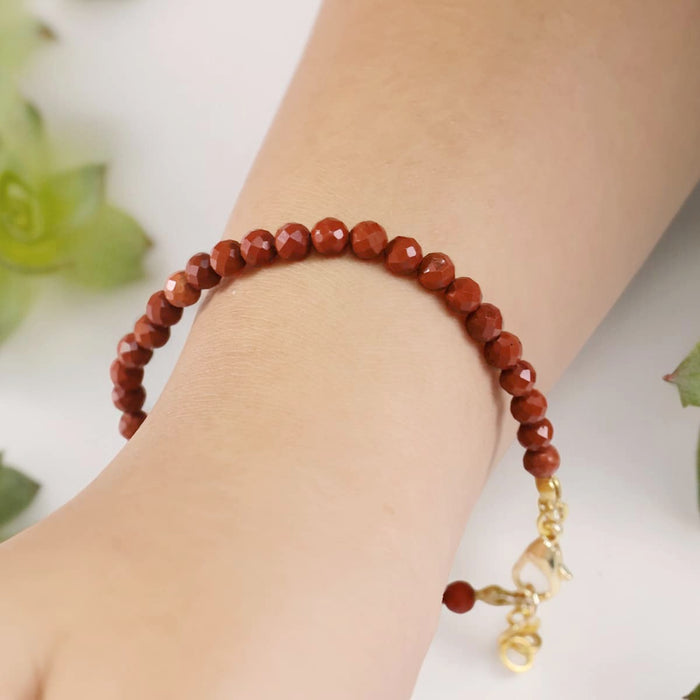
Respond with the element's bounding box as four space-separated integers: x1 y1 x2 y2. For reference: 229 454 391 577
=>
4 1 699 698
125 0 700 692
127 0 699 693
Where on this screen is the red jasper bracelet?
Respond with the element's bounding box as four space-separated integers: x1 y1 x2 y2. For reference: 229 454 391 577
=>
109 217 571 673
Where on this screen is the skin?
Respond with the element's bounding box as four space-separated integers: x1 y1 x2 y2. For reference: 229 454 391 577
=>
1 1 699 697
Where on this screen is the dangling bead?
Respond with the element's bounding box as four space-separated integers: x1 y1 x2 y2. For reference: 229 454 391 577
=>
442 581 476 613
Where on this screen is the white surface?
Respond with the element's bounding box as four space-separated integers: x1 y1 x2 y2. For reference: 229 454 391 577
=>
1 1 698 697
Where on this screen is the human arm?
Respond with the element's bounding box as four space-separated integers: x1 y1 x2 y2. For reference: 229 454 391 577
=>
1 1 699 698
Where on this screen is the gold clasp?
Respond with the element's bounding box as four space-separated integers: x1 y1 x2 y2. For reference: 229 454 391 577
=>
512 537 572 601
468 477 571 673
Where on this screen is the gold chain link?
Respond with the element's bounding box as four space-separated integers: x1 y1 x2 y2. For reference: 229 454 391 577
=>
475 476 571 673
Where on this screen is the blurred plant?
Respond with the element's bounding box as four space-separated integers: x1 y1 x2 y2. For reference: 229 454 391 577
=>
684 683 700 700
664 342 700 510
0 0 151 530
0 452 38 539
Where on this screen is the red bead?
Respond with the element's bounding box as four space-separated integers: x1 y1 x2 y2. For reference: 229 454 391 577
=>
384 236 423 275
483 331 523 369
500 360 536 397
134 315 170 350
119 411 147 440
275 222 311 261
517 419 554 450
524 445 561 478
110 359 143 391
211 239 246 276
511 390 548 424
465 303 502 342
117 333 153 369
146 291 183 327
442 581 476 613
311 217 350 255
164 271 201 308
241 229 276 266
418 252 455 290
112 384 146 413
444 277 482 315
350 220 388 259
185 252 221 290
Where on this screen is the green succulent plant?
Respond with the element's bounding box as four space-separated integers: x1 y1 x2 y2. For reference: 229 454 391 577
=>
0 0 151 534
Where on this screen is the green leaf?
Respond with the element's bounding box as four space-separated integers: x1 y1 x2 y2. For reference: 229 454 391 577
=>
63 203 152 289
0 169 70 272
22 100 43 135
0 0 46 73
0 165 105 274
0 263 34 340
0 83 49 180
0 453 39 528
40 164 105 232
684 683 700 700
664 342 700 407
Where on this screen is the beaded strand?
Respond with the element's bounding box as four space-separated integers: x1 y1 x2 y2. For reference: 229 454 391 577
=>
109 217 569 673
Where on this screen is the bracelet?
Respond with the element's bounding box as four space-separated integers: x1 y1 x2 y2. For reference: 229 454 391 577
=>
109 217 571 674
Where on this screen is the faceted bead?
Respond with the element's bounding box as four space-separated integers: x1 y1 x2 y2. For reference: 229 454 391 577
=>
117 333 153 369
511 390 548 424
134 315 170 349
185 252 221 290
517 419 554 450
442 581 476 613
112 384 146 412
523 445 561 478
350 220 388 259
483 331 523 369
275 222 311 261
499 360 536 397
444 277 482 315
241 229 276 266
384 236 423 275
146 291 183 327
164 271 201 308
465 303 502 342
110 359 144 391
418 252 455 290
211 239 246 276
119 411 147 440
311 217 350 255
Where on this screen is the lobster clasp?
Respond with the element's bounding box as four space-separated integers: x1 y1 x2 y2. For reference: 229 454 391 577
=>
512 537 572 600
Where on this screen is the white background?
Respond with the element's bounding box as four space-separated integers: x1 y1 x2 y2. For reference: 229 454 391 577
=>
1 1 698 698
